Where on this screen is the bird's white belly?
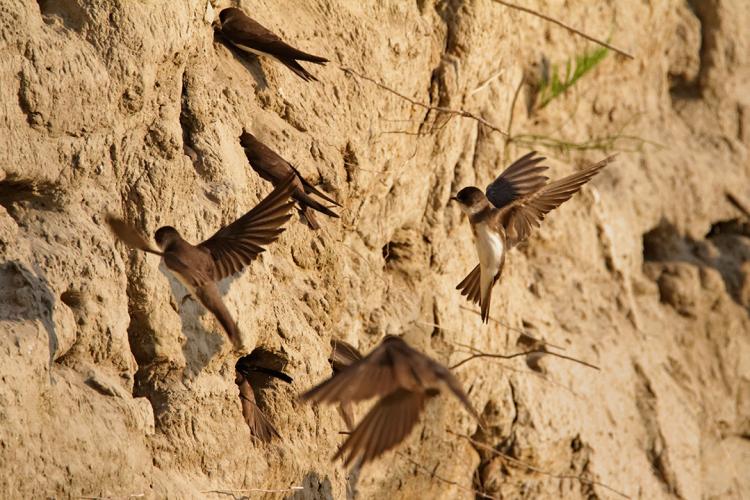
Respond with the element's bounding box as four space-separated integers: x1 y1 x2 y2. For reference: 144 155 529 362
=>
475 222 504 280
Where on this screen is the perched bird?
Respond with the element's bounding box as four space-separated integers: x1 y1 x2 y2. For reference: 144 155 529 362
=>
328 339 363 430
235 355 293 443
215 7 328 82
105 176 296 349
301 336 482 467
452 152 615 323
240 131 340 229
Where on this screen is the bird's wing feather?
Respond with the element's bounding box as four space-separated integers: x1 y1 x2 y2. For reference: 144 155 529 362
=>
432 363 483 424
222 10 328 64
199 175 295 281
238 381 280 443
332 388 426 466
241 133 297 183
300 349 400 404
291 165 341 207
500 155 615 246
296 191 339 219
485 151 549 209
338 402 356 432
241 134 339 220
330 339 363 372
301 339 419 404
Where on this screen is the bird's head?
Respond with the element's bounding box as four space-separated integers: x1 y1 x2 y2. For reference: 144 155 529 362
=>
450 186 487 215
239 130 256 148
217 7 240 28
235 354 255 381
154 226 180 250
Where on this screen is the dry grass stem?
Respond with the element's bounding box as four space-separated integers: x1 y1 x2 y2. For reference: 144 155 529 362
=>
490 0 634 59
340 66 508 136
450 347 600 370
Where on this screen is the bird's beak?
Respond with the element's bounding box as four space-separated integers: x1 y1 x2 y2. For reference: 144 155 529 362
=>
449 196 458 202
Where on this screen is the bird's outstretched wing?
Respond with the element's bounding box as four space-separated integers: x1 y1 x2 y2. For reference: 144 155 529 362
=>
303 337 480 422
301 339 403 405
333 389 427 466
485 151 549 209
199 175 296 281
499 155 616 246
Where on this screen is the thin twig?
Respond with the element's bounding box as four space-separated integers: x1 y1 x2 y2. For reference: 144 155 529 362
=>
458 306 564 350
340 66 508 136
511 133 656 153
490 0 634 59
452 340 490 355
415 320 465 337
419 321 563 359
202 486 304 495
447 431 631 499
398 453 498 499
450 348 600 371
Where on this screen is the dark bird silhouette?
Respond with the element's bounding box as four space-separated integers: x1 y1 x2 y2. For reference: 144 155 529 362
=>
235 355 293 442
451 152 615 322
301 336 482 466
105 176 296 349
215 7 328 82
328 339 363 430
240 131 340 229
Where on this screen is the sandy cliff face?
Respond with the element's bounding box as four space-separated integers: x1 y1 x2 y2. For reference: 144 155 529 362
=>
0 0 748 498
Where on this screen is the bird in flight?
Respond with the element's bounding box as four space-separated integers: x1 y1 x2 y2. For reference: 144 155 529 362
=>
240 131 340 230
451 152 615 323
215 8 328 82
235 354 293 443
106 176 296 349
301 336 482 466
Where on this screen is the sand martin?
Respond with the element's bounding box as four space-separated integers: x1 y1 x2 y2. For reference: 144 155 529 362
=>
106 176 296 348
240 131 340 229
301 336 482 466
215 8 328 82
452 152 616 323
235 355 292 443
328 339 363 430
